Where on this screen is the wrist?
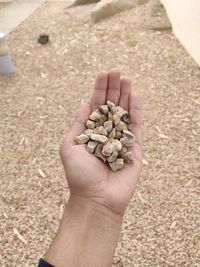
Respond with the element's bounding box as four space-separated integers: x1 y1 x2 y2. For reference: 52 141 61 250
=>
67 194 123 233
45 194 123 267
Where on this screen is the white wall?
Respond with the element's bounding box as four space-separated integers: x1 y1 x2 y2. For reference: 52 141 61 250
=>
161 0 200 66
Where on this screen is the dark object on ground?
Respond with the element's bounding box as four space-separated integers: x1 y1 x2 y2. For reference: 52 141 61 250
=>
38 34 49 45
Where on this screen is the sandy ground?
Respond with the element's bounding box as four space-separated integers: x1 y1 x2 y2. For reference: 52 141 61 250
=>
0 3 8 10
0 0 200 266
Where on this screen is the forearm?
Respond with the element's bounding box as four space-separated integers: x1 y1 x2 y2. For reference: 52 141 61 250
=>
45 196 123 267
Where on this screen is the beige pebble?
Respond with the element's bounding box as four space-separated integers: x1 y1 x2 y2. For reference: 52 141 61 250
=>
95 144 106 162
123 130 135 139
94 126 108 136
113 106 127 118
108 128 116 139
115 131 122 139
107 151 118 163
99 114 107 126
113 113 121 125
84 129 93 137
86 120 95 129
111 139 122 152
87 141 98 154
122 113 131 124
89 110 101 121
122 151 133 163
99 105 109 115
102 142 114 157
109 159 124 171
76 104 134 171
115 121 127 131
90 134 107 143
116 106 127 115
75 134 89 144
95 122 100 127
120 137 134 147
103 120 113 133
107 100 115 110
119 146 128 156
110 106 117 114
108 111 114 122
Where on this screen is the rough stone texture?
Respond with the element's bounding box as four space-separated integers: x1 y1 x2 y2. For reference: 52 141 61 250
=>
115 131 122 139
107 100 115 110
95 144 107 162
113 112 121 125
99 104 109 114
103 120 113 133
108 128 116 139
102 142 114 156
118 146 128 156
123 129 135 139
86 120 95 129
1 1 200 266
98 114 107 126
93 126 108 136
109 158 124 171
89 110 101 121
111 139 122 152
122 151 133 163
87 141 98 153
75 101 132 168
91 0 148 23
120 136 134 147
90 133 108 143
122 113 131 124
115 121 127 131
108 112 114 122
122 130 135 146
75 133 89 144
84 128 94 137
113 106 127 117
107 151 118 162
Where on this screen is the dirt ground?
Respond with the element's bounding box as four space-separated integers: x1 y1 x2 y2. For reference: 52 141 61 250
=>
0 0 200 266
0 3 7 9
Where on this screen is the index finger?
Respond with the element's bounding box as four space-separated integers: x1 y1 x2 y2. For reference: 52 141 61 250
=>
91 71 108 110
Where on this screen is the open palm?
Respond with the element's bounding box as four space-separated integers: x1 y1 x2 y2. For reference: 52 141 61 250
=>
60 70 142 215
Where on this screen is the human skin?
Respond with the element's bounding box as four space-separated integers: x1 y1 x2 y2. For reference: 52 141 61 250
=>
44 70 142 267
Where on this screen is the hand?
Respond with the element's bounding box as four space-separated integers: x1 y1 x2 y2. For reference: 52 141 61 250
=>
45 71 142 266
60 70 142 216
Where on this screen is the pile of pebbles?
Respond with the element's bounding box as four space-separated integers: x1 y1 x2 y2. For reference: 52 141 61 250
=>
75 101 135 171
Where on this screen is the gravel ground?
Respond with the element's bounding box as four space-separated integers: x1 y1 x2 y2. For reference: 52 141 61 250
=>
0 3 8 10
0 1 200 266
